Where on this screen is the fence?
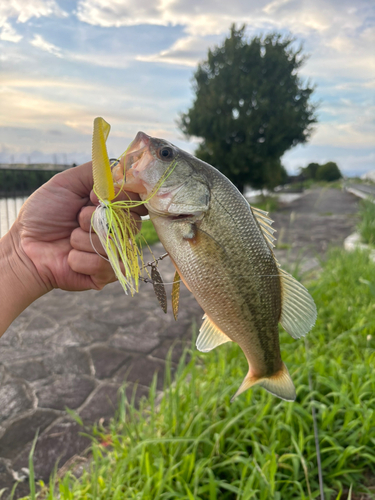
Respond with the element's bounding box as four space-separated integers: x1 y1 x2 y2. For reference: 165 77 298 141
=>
0 164 74 237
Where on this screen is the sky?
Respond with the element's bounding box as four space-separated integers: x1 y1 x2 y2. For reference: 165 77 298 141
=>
0 0 374 176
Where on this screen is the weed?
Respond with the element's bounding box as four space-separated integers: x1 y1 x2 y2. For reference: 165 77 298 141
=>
357 199 375 246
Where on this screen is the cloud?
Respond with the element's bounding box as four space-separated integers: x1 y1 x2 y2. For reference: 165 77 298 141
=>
136 36 216 67
0 21 22 42
0 0 67 42
30 34 63 57
76 0 164 28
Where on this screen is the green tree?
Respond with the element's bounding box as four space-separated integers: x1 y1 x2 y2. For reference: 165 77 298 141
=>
179 25 317 192
301 162 320 179
316 161 342 182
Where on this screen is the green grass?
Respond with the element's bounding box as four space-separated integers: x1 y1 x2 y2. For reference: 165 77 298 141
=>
357 199 375 246
302 180 343 190
251 195 279 213
138 219 159 245
17 248 375 500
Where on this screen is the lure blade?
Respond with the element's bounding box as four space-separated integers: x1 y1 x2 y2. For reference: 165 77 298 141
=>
151 264 167 314
172 270 181 321
92 117 115 201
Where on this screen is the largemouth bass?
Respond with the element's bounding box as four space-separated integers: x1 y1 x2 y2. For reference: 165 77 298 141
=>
114 132 317 401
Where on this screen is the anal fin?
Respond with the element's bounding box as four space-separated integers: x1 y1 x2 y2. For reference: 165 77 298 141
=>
231 362 296 402
196 315 232 352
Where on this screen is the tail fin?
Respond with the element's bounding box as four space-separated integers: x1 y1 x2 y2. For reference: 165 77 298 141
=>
231 363 296 402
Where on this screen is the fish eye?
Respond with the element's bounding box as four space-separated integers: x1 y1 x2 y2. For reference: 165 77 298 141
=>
158 147 174 161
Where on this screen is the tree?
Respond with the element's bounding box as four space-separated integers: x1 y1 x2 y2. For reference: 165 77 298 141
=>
316 162 342 182
179 25 317 192
301 162 320 179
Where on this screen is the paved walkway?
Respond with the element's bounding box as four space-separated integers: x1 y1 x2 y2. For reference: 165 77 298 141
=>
0 188 359 496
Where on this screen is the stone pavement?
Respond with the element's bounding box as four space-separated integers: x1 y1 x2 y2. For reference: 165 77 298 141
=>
271 187 359 273
0 187 359 497
0 244 204 497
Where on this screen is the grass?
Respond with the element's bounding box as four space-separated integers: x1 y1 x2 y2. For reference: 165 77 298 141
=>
251 195 279 213
138 219 159 245
357 199 375 246
17 248 375 500
301 180 343 190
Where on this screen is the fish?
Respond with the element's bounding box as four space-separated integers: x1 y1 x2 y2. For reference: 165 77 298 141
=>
114 131 317 402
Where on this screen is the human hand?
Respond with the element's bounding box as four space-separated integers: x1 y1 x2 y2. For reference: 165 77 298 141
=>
0 161 147 335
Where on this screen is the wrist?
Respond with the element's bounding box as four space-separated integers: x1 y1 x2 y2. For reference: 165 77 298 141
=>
0 226 48 337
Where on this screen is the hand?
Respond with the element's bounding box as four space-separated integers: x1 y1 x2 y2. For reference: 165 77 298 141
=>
0 161 147 335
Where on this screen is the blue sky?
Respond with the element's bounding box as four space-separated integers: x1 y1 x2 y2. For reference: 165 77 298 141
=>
0 0 374 176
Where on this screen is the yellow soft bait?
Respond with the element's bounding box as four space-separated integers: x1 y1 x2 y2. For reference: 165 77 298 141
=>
91 117 177 295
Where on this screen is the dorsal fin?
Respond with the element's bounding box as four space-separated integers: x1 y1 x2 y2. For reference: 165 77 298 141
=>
196 315 232 352
279 269 317 339
251 206 276 248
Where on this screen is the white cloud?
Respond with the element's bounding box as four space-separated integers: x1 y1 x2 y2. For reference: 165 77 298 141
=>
0 21 22 42
30 34 63 57
76 0 164 27
0 0 67 42
136 36 213 67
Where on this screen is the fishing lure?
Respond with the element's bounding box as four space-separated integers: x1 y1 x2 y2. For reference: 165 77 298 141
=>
91 117 177 303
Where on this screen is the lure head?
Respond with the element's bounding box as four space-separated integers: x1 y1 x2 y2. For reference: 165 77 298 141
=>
113 132 211 217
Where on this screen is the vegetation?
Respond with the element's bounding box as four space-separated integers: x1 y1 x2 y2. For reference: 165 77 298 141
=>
138 219 160 246
316 163 342 182
0 168 63 195
18 248 375 500
301 162 342 183
251 195 279 213
179 25 317 193
358 199 375 246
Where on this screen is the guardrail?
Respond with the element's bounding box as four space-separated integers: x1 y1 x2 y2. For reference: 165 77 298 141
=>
345 183 375 200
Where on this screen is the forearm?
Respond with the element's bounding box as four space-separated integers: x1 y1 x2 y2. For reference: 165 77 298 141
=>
0 229 47 337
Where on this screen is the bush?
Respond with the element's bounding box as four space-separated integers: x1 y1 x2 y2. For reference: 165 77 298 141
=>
316 162 342 182
301 162 320 180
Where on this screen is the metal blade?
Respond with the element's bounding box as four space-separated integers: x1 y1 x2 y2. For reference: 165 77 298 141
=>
151 264 167 314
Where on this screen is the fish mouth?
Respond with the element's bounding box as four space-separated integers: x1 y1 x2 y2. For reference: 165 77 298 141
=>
169 213 195 221
112 131 152 193
124 131 150 174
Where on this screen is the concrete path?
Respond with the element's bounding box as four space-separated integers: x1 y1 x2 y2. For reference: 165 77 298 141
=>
271 187 359 273
0 187 359 496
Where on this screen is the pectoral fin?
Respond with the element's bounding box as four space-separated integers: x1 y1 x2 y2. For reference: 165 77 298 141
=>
172 270 180 321
279 269 317 339
196 315 232 352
